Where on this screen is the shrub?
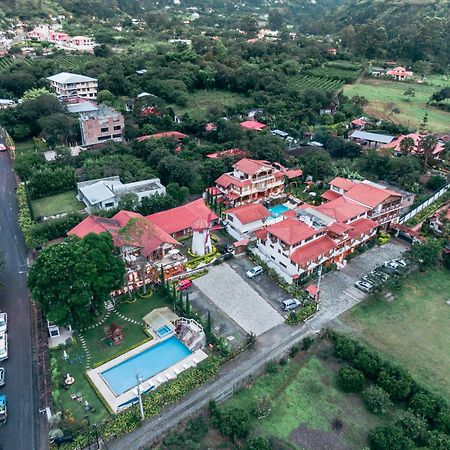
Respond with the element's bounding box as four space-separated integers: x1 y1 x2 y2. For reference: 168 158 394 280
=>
266 361 278 374
377 367 414 401
285 302 317 325
395 411 428 446
334 335 359 361
362 385 393 415
369 425 414 450
337 367 365 392
289 345 300 358
30 212 85 242
353 350 382 380
28 166 76 199
426 175 446 191
301 336 314 350
436 407 450 434
16 183 35 248
218 407 251 441
409 391 440 423
246 436 272 450
427 431 450 450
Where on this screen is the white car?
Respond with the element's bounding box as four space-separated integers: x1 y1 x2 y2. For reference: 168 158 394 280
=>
246 266 263 279
282 298 302 311
0 333 7 362
0 367 5 387
355 281 374 293
0 314 6 334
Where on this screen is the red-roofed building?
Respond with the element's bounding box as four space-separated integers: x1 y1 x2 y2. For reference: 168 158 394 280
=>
213 158 301 206
316 196 370 223
240 120 266 131
351 118 367 130
429 205 450 236
386 66 413 81
206 148 247 159
137 131 188 142
381 133 445 158
224 203 271 239
146 198 218 238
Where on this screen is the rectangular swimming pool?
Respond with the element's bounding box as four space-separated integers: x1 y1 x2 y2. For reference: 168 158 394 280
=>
269 204 289 217
100 336 191 395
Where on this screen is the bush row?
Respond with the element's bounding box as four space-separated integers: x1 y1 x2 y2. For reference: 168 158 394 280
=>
28 166 76 200
329 332 450 450
16 183 35 248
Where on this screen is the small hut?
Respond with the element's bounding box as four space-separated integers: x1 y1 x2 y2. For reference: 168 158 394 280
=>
104 323 124 346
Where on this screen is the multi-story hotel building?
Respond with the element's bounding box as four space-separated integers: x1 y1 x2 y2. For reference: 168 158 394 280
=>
47 72 98 100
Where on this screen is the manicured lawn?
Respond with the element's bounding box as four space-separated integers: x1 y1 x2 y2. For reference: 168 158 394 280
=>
343 78 450 132
222 350 384 449
341 268 450 400
170 90 250 116
31 191 84 217
51 290 173 423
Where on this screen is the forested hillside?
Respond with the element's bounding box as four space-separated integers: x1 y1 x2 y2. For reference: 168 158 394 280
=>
333 0 450 69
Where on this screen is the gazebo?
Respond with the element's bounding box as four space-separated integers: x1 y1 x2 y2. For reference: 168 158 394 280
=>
143 307 179 336
104 323 124 346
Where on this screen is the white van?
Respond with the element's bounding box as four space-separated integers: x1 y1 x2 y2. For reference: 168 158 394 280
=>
0 333 8 362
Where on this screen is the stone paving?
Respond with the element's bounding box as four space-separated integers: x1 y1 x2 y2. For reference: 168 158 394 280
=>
193 263 285 336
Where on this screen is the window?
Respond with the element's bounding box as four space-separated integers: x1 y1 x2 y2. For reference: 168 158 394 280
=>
278 249 281 254
271 256 275 260
270 244 274 249
100 127 109 133
228 215 234 222
50 329 59 337
113 125 121 131
104 202 115 207
280 262 287 268
98 135 111 141
112 133 122 138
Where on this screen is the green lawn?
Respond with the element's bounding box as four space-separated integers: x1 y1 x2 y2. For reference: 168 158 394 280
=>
170 90 250 116
343 78 450 132
223 351 384 449
51 290 172 424
341 268 450 400
31 191 84 217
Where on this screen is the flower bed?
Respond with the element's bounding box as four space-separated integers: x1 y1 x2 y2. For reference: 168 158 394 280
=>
285 302 317 325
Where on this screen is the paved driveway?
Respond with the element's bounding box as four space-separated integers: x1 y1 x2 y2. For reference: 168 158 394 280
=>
193 264 285 336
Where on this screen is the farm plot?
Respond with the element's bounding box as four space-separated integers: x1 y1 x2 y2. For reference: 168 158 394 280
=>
308 66 361 83
288 74 344 92
52 55 95 72
0 56 32 72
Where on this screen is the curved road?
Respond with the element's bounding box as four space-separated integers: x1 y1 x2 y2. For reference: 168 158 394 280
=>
0 151 38 450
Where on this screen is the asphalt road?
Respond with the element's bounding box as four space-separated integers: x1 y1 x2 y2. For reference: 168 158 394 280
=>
0 152 38 450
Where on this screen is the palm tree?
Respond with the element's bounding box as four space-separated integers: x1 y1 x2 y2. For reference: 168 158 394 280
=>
399 136 415 155
418 135 438 169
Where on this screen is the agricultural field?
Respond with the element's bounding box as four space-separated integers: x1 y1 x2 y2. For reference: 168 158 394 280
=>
288 74 344 93
170 89 250 117
31 191 84 218
159 342 386 450
344 77 450 132
0 56 32 72
341 268 450 400
52 54 95 72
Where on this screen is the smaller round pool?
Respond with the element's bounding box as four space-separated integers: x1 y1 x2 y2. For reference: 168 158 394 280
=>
156 325 172 338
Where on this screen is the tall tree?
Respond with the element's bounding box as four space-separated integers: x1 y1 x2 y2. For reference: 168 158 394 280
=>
399 137 415 155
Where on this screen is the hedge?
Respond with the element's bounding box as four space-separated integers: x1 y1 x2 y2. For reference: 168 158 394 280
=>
28 166 76 200
29 212 85 244
16 183 35 248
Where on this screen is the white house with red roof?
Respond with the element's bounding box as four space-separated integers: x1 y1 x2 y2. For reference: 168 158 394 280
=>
240 120 267 131
381 133 445 158
214 158 302 206
321 177 406 227
429 205 450 235
145 198 218 238
253 203 378 284
386 66 413 81
223 203 271 240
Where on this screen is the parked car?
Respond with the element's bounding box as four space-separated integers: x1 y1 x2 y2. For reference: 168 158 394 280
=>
246 266 263 279
370 270 389 282
0 394 6 424
0 138 6 152
176 279 193 291
362 275 380 285
0 313 7 333
0 368 5 387
393 258 408 268
0 333 8 362
355 281 374 293
281 298 302 311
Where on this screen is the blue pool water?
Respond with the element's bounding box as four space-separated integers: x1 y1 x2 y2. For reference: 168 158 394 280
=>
156 325 172 338
101 336 191 395
269 204 289 217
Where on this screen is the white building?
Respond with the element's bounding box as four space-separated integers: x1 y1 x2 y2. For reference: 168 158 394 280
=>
47 72 98 99
223 203 271 240
77 176 166 212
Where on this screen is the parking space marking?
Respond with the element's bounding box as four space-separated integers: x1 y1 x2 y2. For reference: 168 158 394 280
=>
343 289 363 301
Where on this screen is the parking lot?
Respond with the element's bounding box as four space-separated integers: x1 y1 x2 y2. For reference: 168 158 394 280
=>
192 264 285 336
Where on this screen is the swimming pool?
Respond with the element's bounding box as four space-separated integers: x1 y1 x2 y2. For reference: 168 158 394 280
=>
269 204 289 217
100 336 191 395
156 325 172 338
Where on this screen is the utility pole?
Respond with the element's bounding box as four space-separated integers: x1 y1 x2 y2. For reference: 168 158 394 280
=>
316 264 323 303
136 374 144 420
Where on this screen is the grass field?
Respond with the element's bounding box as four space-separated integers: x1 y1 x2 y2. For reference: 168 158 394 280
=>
344 78 450 132
341 268 450 400
31 191 84 217
170 90 249 116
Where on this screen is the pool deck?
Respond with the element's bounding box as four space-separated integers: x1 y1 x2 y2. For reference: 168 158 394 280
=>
86 337 208 413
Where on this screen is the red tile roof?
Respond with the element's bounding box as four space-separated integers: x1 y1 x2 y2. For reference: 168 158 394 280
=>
345 183 401 208
382 133 445 155
327 221 352 236
316 196 369 222
329 177 356 191
386 67 413 77
225 203 270 224
351 118 367 127
215 173 252 188
233 158 273 175
68 215 120 239
240 120 266 131
112 210 144 227
347 218 378 239
146 198 218 235
306 284 318 296
290 236 337 266
206 148 247 159
284 169 303 179
254 228 268 240
266 218 319 246
321 189 342 202
137 131 188 142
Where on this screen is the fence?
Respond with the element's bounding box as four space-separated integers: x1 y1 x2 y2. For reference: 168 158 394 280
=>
399 184 450 224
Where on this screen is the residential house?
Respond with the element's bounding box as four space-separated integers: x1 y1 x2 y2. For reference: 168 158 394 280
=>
386 66 413 81
69 36 95 51
0 99 15 109
137 131 188 152
350 118 367 130
370 67 386 77
349 130 395 148
79 104 124 146
321 177 406 227
47 72 98 99
319 103 337 115
146 198 218 238
76 176 166 212
214 158 302 206
253 205 378 284
429 206 450 235
240 120 267 131
206 148 247 159
381 133 445 158
223 203 271 240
